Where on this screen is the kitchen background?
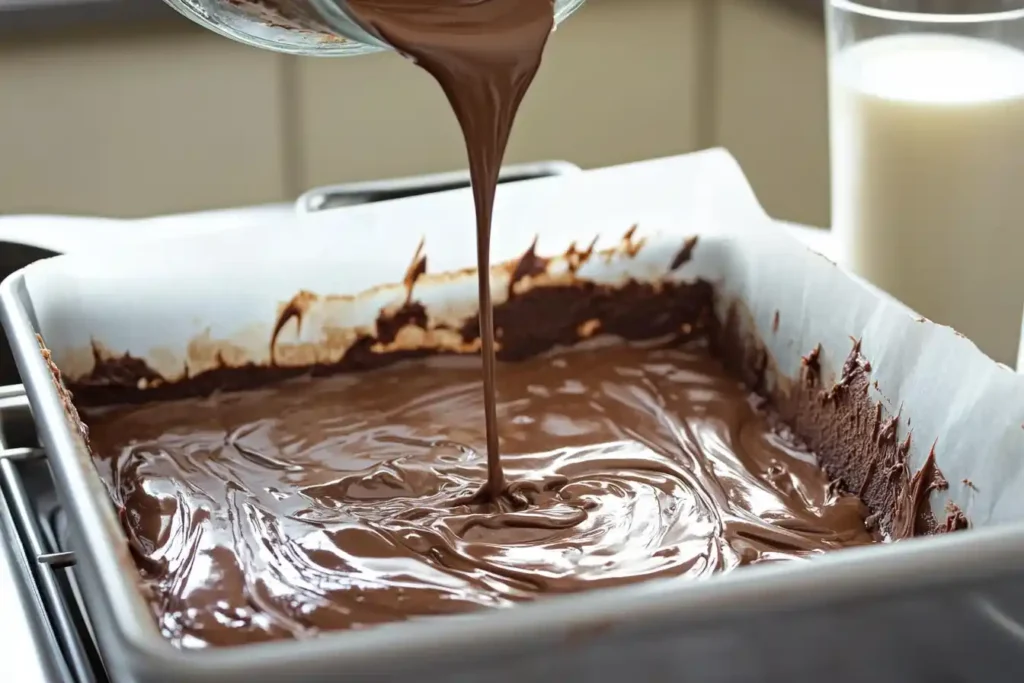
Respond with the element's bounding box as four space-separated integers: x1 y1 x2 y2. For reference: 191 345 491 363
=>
0 0 829 227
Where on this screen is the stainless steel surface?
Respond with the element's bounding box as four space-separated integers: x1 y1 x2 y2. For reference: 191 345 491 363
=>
0 383 106 683
2 453 97 683
0 430 57 683
296 161 583 213
39 552 77 569
0 446 46 462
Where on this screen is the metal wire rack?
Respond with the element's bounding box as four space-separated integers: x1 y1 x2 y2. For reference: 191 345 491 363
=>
0 384 108 683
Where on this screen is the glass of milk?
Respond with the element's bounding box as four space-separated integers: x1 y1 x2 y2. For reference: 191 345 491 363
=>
827 0 1024 366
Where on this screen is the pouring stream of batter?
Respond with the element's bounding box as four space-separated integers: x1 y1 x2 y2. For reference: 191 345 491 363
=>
344 0 556 502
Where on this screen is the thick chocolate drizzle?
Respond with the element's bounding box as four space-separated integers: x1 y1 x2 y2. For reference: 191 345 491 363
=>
85 343 875 648
344 0 556 502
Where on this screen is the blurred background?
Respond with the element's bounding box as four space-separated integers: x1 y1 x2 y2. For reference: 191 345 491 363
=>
0 0 829 227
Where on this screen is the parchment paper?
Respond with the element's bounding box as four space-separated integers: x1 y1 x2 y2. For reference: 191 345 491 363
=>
20 148 1024 529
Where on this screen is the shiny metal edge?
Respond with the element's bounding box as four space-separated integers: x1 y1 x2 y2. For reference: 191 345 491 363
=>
9 258 1024 681
295 161 583 214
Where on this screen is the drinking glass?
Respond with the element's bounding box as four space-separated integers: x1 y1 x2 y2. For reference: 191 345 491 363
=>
827 0 1024 366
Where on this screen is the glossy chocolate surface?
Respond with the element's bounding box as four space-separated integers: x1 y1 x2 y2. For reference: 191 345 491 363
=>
85 342 874 649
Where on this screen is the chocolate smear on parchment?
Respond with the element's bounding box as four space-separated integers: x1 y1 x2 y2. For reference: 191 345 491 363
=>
715 306 958 538
65 235 710 405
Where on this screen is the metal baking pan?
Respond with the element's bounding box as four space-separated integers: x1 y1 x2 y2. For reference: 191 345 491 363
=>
296 160 581 213
5 154 1024 683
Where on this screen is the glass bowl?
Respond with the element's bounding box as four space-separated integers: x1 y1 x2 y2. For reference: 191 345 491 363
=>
162 0 588 57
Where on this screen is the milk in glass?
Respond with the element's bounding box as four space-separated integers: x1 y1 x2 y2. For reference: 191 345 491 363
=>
830 33 1024 365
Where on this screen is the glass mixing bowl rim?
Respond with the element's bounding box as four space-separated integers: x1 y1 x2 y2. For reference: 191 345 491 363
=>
163 0 386 56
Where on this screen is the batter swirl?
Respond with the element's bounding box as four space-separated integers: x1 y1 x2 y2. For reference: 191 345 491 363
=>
85 343 874 649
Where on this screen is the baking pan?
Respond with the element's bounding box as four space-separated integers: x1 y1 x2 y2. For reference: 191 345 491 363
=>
5 149 1024 683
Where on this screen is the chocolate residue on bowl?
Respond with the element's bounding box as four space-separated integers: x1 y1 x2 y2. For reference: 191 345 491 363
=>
225 0 338 35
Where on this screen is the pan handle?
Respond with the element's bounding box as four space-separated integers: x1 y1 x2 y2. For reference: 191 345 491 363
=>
295 160 582 214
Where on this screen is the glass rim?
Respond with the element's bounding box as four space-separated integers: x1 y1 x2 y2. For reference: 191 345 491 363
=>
830 1 1024 24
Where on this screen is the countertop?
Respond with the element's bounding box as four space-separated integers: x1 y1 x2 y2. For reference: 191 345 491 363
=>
1 391 60 683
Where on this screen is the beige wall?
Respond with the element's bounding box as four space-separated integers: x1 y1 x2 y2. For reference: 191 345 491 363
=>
297 0 702 188
0 0 831 226
713 1 831 228
0 29 291 217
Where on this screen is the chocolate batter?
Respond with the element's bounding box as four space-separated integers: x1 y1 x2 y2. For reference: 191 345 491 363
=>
85 342 875 649
343 0 556 501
